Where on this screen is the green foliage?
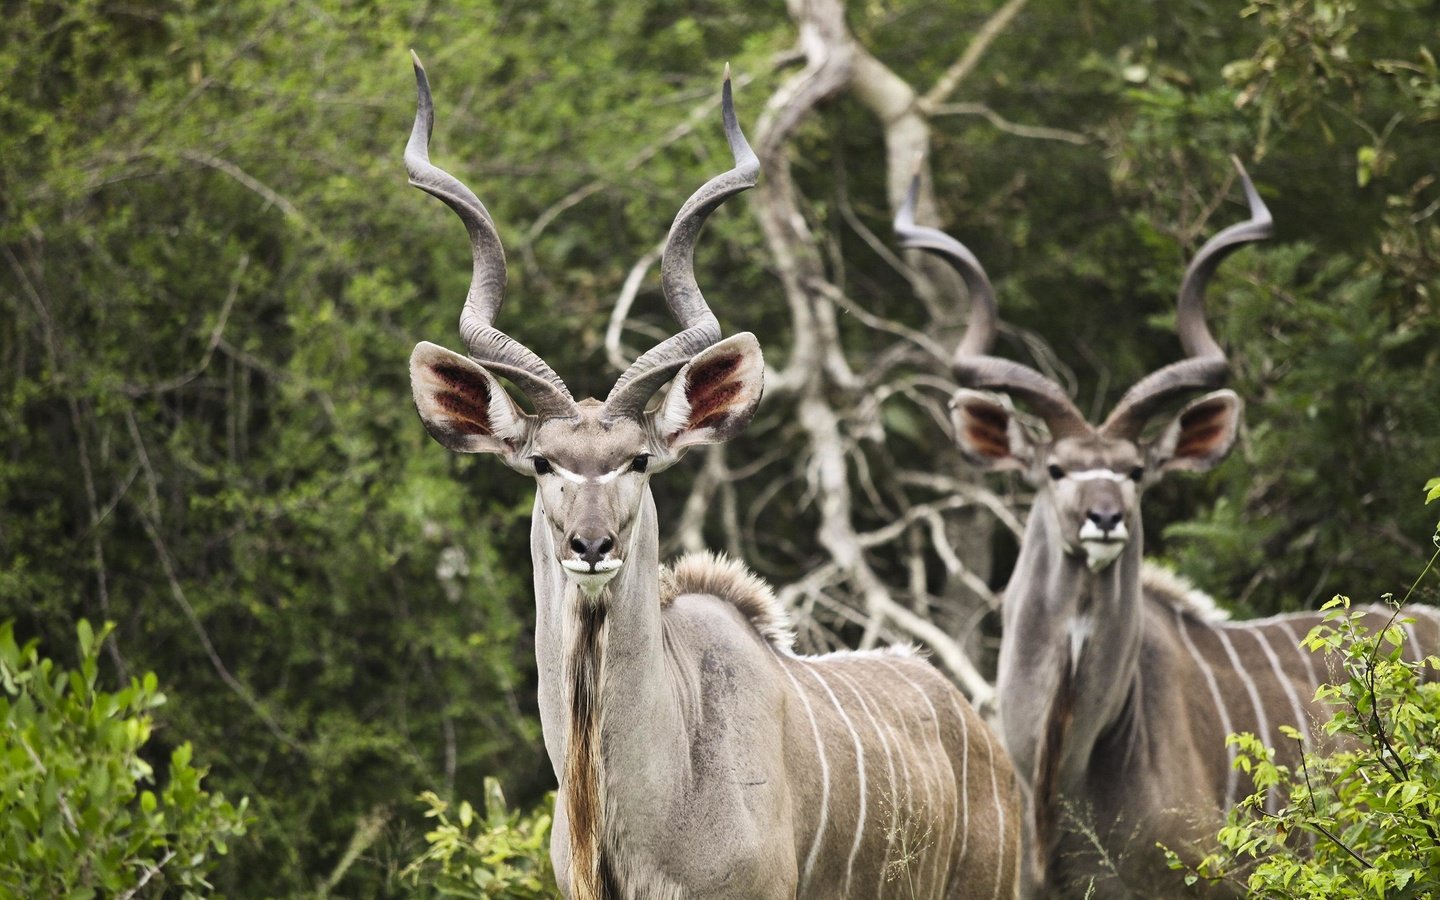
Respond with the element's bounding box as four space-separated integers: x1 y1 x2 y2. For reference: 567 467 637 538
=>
1167 590 1440 897
1117 0 1440 615
4 0 1437 893
402 779 557 898
0 620 247 897
1 1 784 892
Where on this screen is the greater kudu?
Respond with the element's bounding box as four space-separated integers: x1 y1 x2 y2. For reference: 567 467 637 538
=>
895 163 1440 897
405 55 1021 899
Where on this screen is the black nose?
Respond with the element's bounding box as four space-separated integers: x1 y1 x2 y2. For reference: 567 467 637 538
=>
569 533 614 565
1087 507 1124 532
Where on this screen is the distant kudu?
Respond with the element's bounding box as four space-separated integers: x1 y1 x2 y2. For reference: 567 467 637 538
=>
405 55 1020 899
895 163 1440 897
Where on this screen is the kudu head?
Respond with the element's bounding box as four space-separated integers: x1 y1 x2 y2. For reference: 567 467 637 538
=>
406 54 763 596
896 161 1271 572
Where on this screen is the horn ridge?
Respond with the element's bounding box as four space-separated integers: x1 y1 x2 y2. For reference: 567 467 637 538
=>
604 68 759 420
406 51 578 419
1101 158 1272 439
896 170 1090 439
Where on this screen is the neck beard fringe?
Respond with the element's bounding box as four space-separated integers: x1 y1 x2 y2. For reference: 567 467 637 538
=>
1034 662 1074 877
563 597 618 899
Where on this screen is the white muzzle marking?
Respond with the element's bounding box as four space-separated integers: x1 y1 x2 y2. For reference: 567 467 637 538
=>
1078 520 1129 572
561 558 622 595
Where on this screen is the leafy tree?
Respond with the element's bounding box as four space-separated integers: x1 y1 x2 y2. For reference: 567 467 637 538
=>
0 620 247 897
2 1 785 892
4 0 1437 893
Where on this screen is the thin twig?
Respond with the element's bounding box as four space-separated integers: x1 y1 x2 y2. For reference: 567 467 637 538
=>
920 0 1031 110
124 410 303 753
930 102 1089 145
126 254 248 396
117 849 176 900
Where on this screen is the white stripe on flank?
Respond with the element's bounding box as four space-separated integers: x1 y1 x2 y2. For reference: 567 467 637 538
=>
879 659 954 900
778 661 829 891
800 664 866 897
1173 608 1240 808
1276 620 1320 695
1214 626 1271 809
831 668 900 896
1248 628 1311 748
939 688 972 878
1402 622 1420 663
878 706 917 889
980 724 1007 900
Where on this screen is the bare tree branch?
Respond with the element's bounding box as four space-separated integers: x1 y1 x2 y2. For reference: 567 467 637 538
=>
920 0 1032 111
931 102 1090 145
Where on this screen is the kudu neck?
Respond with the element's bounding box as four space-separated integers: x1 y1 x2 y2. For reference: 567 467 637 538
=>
1000 496 1147 794
529 485 679 785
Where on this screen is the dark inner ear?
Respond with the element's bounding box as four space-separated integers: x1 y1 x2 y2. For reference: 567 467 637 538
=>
960 400 1013 460
682 351 743 432
430 360 499 438
1173 400 1228 459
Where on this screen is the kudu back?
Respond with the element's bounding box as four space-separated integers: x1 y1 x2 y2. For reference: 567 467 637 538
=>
405 55 1021 899
895 162 1440 897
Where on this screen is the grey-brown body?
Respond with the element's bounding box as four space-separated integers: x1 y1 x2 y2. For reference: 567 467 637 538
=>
533 492 1022 899
891 160 1439 897
998 508 1440 898
403 56 1020 900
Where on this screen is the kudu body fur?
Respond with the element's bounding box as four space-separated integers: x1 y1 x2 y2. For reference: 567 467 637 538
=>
405 56 1020 899
896 164 1440 897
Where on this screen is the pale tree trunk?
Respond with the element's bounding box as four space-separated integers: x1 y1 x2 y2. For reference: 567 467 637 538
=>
610 0 1089 709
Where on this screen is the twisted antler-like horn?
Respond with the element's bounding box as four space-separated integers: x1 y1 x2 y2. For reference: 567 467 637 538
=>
407 51 579 419
602 66 759 420
895 168 1090 439
1101 157 1272 439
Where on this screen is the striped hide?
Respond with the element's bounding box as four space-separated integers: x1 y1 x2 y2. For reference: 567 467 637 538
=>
944 384 1440 898
892 152 1440 897
1057 564 1440 897
1155 571 1440 816
406 59 1022 899
534 496 1023 899
776 647 1021 899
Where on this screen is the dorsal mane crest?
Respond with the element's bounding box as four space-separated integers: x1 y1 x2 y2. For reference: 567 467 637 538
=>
660 551 796 653
1141 561 1230 621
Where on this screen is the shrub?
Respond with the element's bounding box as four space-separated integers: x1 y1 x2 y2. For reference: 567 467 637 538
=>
402 778 557 898
1169 485 1440 896
0 620 249 897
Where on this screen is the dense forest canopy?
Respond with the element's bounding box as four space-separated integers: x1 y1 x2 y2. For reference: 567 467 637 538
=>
3 0 1436 893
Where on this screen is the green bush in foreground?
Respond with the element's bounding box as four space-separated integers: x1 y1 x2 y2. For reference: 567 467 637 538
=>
402 778 556 898
0 621 248 897
1170 484 1440 897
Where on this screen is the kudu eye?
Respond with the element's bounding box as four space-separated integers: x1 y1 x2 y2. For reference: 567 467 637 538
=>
630 454 649 474
1129 466 1144 482
1047 464 1065 481
531 457 552 475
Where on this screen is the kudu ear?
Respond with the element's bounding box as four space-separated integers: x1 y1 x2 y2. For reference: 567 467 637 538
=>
654 333 764 452
950 389 1033 472
410 342 532 456
1146 389 1242 474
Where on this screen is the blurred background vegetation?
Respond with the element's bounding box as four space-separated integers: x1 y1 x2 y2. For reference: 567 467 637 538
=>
2 0 1436 893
